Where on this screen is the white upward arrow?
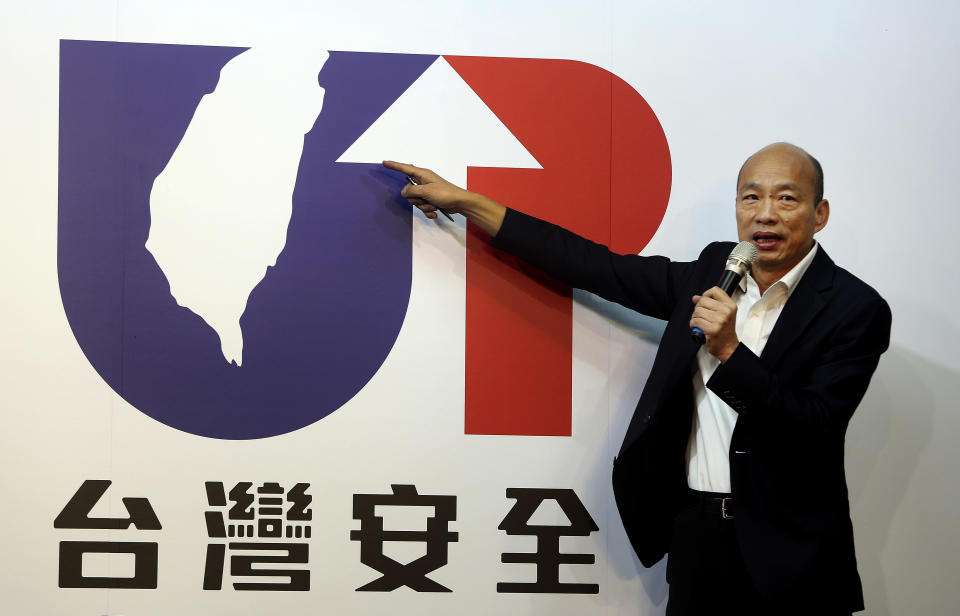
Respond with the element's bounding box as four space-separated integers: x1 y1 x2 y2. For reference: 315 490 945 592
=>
337 55 541 186
334 56 541 414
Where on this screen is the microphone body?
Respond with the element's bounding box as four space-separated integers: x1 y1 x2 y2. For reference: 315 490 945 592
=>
691 241 758 345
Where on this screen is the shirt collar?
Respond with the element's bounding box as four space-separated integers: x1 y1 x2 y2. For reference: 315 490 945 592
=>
739 240 819 297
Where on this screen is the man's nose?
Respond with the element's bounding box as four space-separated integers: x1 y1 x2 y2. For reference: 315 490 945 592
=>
756 198 778 222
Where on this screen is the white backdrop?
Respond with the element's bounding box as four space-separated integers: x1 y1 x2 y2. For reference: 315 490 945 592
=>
1 1 958 614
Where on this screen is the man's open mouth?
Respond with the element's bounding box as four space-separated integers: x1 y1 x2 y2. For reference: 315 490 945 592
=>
753 233 781 249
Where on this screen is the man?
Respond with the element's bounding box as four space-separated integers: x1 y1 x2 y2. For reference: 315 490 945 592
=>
383 143 890 615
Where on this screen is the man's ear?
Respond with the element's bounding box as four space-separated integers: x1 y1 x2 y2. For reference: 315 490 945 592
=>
814 199 830 233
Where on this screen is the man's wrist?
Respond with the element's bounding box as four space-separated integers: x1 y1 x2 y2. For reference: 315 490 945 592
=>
716 340 740 364
456 190 494 215
458 192 506 236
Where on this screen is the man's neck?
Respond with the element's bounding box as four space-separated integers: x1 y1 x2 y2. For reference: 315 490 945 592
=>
750 241 818 296
752 269 783 296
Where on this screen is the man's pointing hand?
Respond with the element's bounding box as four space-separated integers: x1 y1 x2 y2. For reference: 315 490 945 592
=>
382 160 507 236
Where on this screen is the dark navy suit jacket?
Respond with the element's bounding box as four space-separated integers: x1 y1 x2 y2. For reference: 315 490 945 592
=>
492 208 891 611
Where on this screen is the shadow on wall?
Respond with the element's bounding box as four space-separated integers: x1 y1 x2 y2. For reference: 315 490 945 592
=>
570 293 957 614
845 343 955 615
574 290 670 614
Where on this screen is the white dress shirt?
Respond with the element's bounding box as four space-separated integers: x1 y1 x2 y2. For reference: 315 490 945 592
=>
685 242 819 492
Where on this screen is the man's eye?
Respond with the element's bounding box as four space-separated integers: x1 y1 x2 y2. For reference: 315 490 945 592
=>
742 194 758 200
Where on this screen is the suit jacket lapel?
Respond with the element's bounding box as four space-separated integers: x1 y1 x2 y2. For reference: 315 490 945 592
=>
760 245 836 367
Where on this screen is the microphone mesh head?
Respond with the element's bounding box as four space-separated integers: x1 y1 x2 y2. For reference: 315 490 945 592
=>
730 241 758 266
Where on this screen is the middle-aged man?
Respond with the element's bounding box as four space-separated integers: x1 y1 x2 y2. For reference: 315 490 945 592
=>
383 142 891 615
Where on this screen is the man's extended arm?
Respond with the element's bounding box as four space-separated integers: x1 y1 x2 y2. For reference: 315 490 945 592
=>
384 160 699 321
384 161 738 353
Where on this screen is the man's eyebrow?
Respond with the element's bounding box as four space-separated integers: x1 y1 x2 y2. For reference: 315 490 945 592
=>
738 182 803 193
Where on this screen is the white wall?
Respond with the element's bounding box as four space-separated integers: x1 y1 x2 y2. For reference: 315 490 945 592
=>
1 1 957 614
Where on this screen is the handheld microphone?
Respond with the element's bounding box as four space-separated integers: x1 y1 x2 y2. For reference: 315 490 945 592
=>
691 241 758 345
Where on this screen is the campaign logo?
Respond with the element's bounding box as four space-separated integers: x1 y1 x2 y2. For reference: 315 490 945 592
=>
58 40 670 440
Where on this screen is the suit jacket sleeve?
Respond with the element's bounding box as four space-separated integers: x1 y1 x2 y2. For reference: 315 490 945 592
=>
492 207 694 320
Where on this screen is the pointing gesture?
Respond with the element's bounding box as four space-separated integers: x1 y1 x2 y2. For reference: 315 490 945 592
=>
382 161 507 236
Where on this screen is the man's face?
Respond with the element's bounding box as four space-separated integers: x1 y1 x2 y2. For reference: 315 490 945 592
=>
735 145 829 280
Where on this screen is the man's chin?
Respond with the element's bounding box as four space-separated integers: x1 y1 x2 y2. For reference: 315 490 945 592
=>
752 255 784 275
